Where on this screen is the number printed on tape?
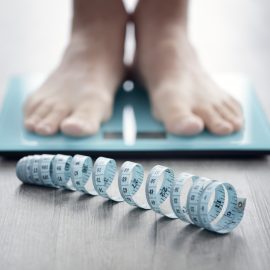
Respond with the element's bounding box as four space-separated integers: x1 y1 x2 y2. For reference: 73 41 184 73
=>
16 154 246 234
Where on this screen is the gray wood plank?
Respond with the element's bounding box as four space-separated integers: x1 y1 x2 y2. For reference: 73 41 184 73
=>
1 157 270 270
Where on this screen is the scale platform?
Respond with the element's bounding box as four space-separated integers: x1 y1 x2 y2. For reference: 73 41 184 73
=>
0 74 270 158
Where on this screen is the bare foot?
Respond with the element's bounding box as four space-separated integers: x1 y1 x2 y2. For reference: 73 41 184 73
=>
134 0 243 136
24 0 127 136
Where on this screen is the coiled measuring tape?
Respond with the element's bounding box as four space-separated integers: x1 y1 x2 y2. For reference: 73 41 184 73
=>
16 154 246 234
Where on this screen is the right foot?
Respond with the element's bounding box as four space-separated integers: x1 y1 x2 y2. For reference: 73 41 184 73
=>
133 0 243 136
24 0 127 136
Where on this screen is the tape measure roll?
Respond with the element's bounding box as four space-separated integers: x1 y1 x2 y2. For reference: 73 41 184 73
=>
186 176 214 226
16 154 246 234
71 154 97 195
32 155 43 185
16 156 29 184
146 165 176 218
93 157 123 202
16 155 58 187
197 181 246 233
52 154 75 191
119 161 150 209
170 172 196 223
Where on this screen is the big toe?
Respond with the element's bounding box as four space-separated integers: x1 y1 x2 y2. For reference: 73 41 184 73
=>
61 118 99 137
196 106 234 135
24 100 53 132
60 100 112 137
166 114 204 136
153 97 205 135
35 105 70 135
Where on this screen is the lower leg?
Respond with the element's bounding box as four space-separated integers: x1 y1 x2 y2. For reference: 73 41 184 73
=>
134 0 243 135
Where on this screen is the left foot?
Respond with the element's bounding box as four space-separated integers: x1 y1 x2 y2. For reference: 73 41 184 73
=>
134 0 243 136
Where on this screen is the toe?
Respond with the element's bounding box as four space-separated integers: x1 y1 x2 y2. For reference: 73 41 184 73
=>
24 101 54 132
195 106 234 135
61 117 99 137
215 102 243 131
61 100 112 137
225 97 243 116
35 105 70 135
157 104 204 135
24 93 44 117
224 98 244 130
166 114 204 136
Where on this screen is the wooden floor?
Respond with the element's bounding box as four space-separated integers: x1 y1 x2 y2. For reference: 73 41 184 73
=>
0 0 270 269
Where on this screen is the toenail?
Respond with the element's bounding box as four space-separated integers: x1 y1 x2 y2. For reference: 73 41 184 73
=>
174 122 187 133
25 119 35 125
37 124 52 134
234 118 243 129
171 117 203 135
25 119 36 130
216 122 233 132
61 120 85 135
43 125 52 133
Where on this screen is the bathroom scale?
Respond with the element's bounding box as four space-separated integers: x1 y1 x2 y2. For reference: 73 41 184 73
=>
0 74 270 158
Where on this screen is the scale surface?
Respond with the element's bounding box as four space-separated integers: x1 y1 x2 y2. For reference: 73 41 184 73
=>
1 74 270 157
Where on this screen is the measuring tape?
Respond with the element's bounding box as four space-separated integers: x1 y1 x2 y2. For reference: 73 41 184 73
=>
16 154 246 234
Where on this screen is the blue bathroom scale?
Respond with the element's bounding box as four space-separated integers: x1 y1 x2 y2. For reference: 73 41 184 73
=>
0 74 270 158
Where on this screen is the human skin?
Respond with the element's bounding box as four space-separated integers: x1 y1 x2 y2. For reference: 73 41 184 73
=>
24 0 243 137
